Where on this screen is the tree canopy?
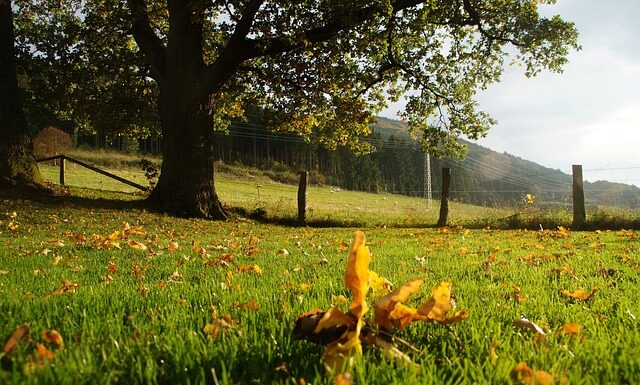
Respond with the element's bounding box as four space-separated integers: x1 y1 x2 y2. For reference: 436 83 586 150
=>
5 0 579 217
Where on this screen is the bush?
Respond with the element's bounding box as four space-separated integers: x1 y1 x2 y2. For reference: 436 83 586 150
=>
33 126 72 158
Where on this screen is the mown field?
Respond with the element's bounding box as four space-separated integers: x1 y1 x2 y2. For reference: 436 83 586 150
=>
1 166 639 384
36 161 510 228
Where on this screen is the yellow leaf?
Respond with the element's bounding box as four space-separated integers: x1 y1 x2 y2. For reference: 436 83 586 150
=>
373 278 423 328
323 319 364 374
388 303 427 329
107 230 120 241
128 240 147 251
560 322 582 335
344 231 371 319
560 288 597 301
510 362 554 385
417 282 453 321
368 270 392 298
314 306 355 334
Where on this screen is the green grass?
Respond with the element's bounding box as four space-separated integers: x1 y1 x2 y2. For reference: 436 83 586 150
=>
1 189 640 384
37 162 509 227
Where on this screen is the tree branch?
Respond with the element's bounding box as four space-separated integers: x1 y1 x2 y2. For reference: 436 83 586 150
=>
127 0 167 83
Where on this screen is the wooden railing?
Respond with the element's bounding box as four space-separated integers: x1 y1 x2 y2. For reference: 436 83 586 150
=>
36 154 148 192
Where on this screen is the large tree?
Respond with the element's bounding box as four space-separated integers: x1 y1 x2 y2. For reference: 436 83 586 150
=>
126 0 578 218
0 0 41 188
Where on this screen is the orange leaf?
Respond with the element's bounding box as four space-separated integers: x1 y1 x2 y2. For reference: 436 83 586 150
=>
2 324 29 355
334 373 353 385
559 322 582 335
41 330 64 347
36 343 55 361
373 278 423 328
417 282 453 321
388 303 427 329
323 319 364 374
344 231 371 319
510 362 554 385
314 306 356 334
560 288 597 301
513 285 528 303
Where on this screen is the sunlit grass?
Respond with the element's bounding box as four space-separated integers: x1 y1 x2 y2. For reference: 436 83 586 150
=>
1 193 639 384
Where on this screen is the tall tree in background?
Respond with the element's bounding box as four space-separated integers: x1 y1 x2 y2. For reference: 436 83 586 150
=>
126 0 578 219
0 0 41 188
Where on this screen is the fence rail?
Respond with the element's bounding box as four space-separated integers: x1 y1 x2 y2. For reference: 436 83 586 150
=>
36 154 148 192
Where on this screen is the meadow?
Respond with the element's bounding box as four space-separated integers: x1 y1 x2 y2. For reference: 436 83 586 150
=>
1 158 639 384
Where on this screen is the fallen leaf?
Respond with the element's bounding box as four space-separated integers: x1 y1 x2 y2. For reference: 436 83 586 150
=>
344 231 371 319
369 271 392 298
167 241 179 251
2 324 29 355
334 372 353 385
559 322 582 335
513 316 546 335
0 269 9 275
373 278 423 329
128 240 148 251
232 300 260 311
52 279 79 296
510 362 554 385
513 285 528 303
488 340 499 365
237 264 262 275
278 248 290 256
560 288 597 301
42 330 64 347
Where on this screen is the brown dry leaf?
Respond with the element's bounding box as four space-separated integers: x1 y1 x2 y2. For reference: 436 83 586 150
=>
167 241 179 251
237 264 263 275
344 231 371 319
513 316 546 335
128 240 148 251
41 330 64 347
2 324 29 355
559 322 582 335
203 311 235 339
513 285 528 303
560 288 597 301
52 279 79 296
510 362 554 385
292 309 348 345
373 278 423 329
232 300 260 312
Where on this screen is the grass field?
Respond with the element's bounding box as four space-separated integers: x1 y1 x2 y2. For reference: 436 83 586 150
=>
1 175 640 384
37 162 511 228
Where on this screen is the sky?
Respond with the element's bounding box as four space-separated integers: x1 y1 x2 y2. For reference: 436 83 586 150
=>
382 0 640 187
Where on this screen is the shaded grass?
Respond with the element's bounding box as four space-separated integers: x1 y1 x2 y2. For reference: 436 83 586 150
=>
1 193 640 384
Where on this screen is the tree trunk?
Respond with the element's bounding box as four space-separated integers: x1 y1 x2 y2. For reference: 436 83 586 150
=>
0 0 42 188
146 78 227 219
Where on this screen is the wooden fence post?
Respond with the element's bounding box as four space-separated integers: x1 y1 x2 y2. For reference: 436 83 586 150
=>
298 171 308 225
59 155 65 186
572 164 586 228
437 167 451 227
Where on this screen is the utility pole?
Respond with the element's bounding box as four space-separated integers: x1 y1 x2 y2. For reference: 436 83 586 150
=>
424 152 432 210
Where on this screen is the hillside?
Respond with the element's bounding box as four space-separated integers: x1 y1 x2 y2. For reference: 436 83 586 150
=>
372 118 640 208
